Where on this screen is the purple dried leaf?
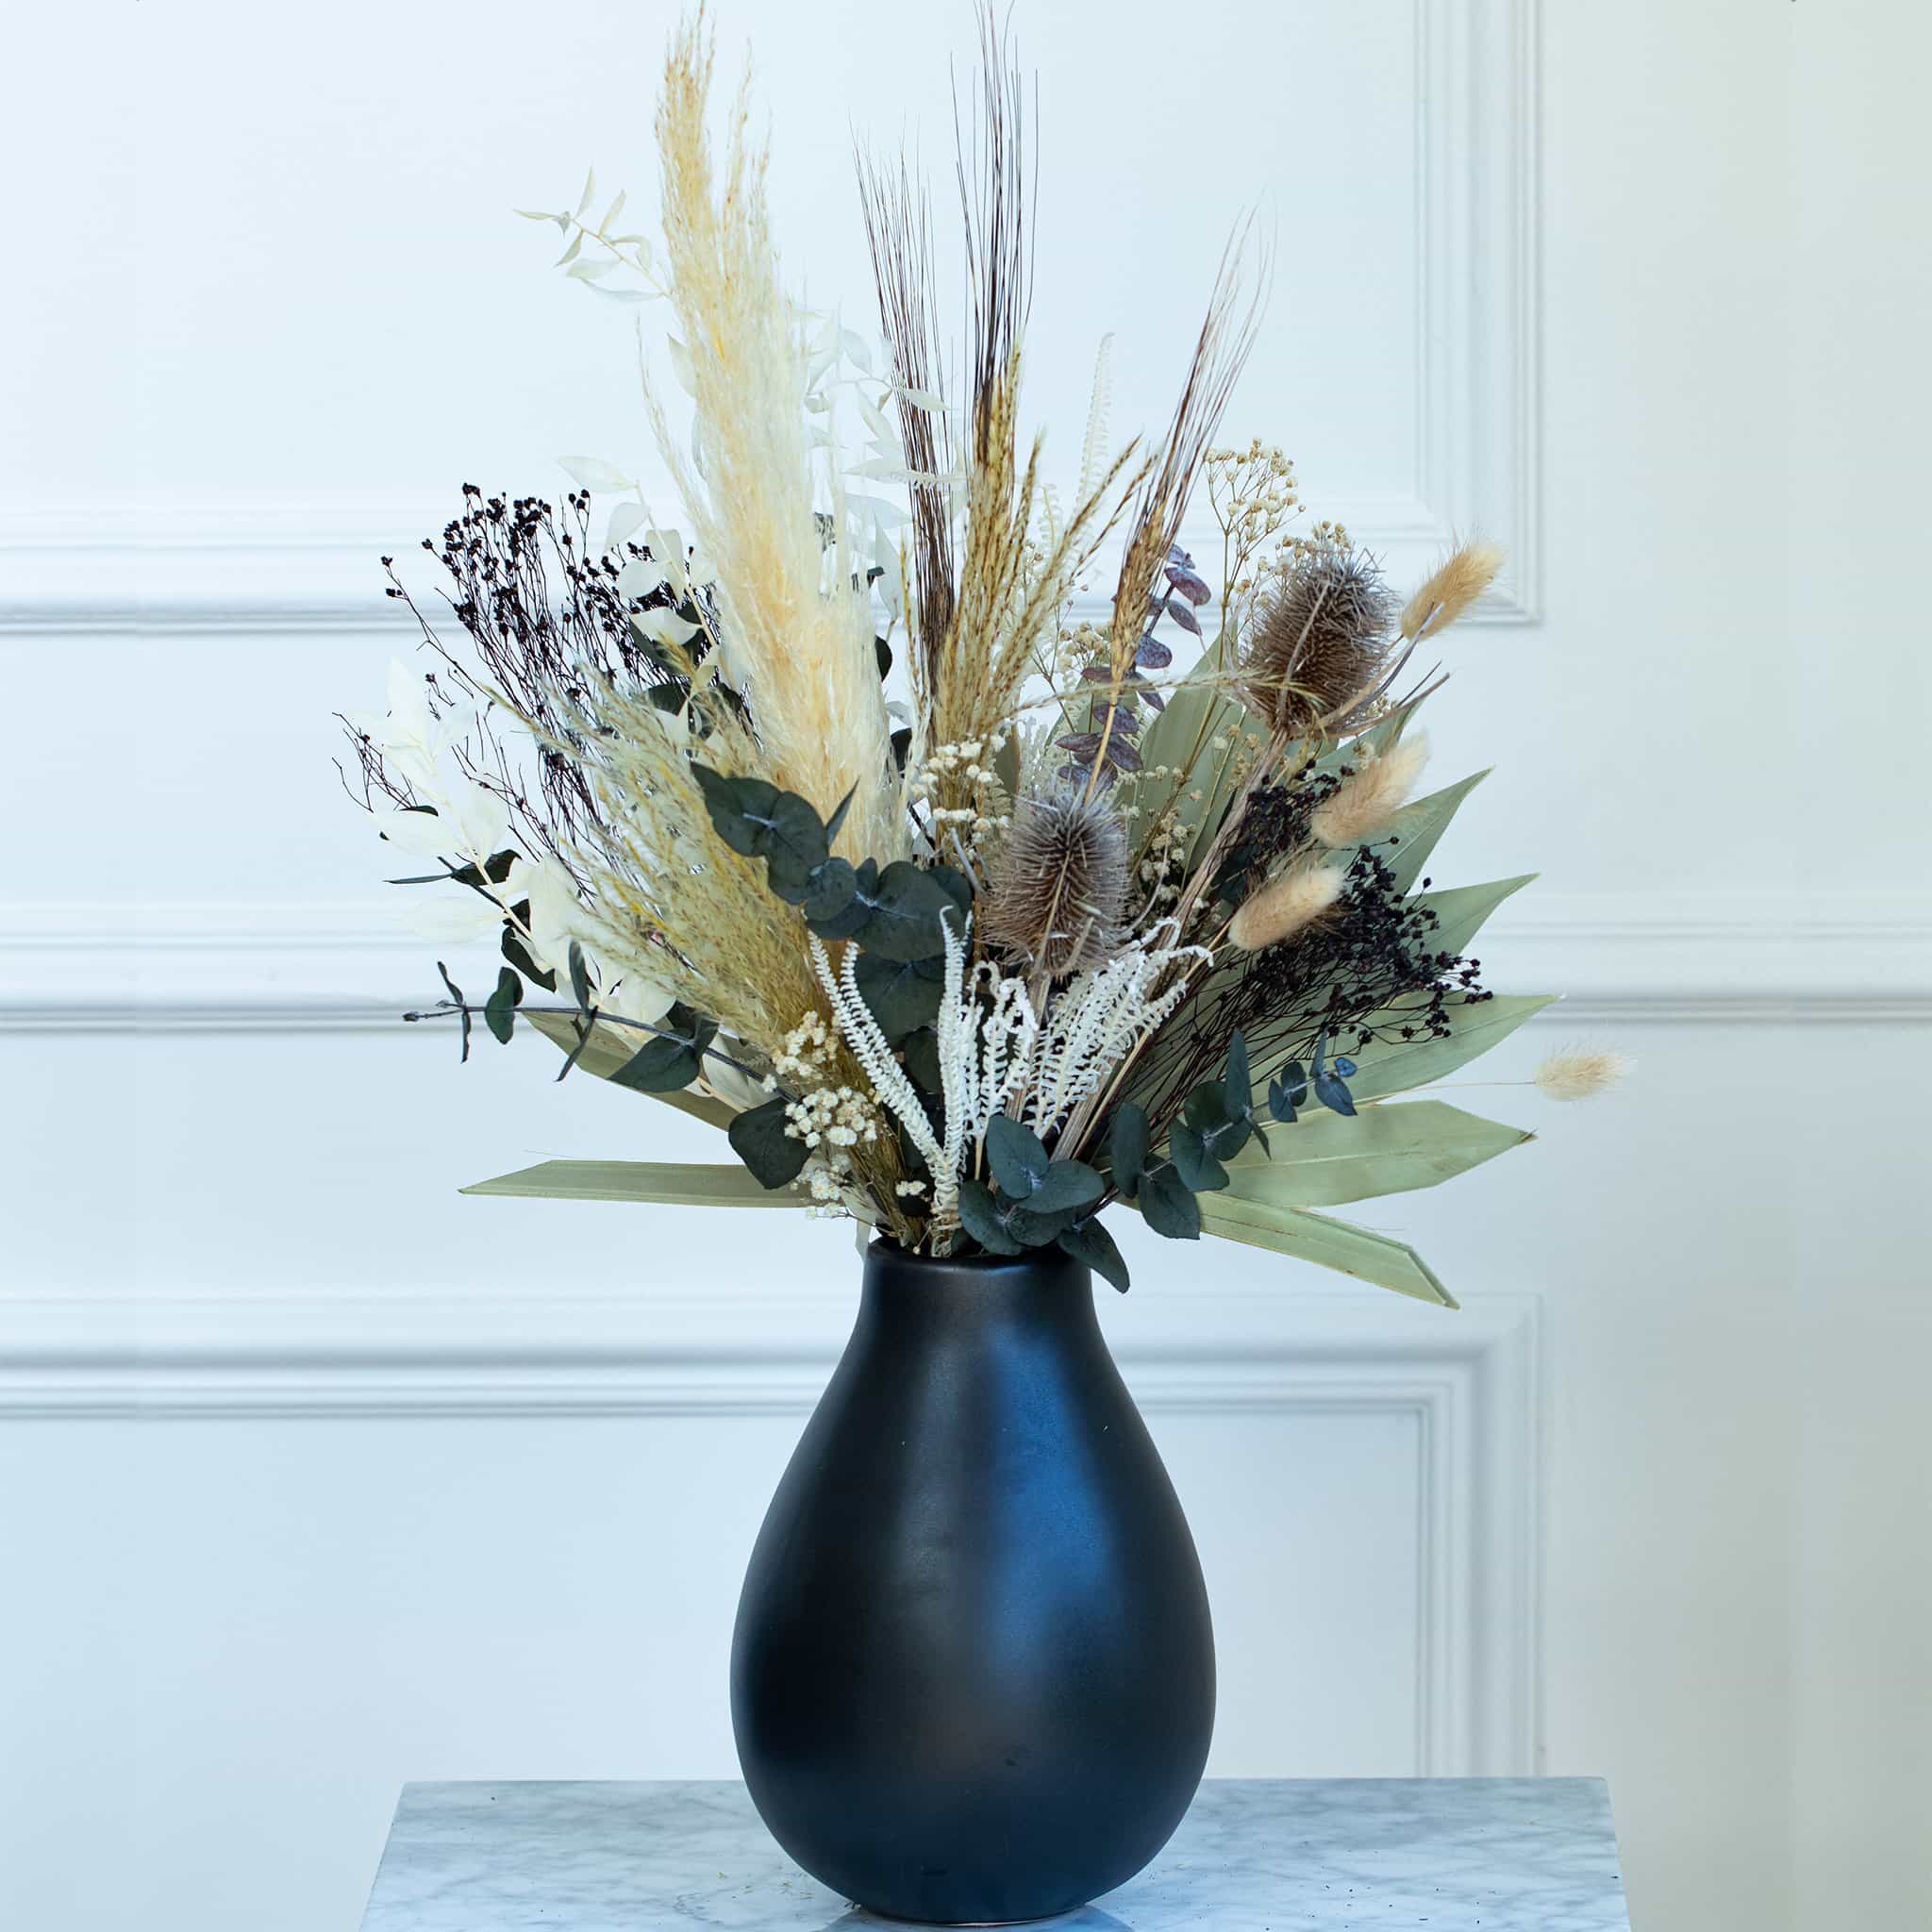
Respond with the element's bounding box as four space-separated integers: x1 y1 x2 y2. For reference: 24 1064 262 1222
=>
1058 731 1102 758
1135 635 1174 671
1163 595 1202 638
1104 738 1143 773
1164 545 1212 607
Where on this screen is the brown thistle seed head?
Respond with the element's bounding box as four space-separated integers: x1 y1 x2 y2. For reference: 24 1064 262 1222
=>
1239 542 1398 737
982 791 1130 977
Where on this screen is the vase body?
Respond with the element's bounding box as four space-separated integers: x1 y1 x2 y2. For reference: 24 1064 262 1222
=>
731 1241 1215 1925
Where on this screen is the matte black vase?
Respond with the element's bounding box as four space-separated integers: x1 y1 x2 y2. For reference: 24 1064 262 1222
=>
731 1240 1215 1925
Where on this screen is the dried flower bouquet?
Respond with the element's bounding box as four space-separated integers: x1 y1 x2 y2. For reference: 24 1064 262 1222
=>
340 14 1621 1302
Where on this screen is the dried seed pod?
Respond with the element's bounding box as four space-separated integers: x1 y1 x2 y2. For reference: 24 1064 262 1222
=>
1239 541 1397 736
982 791 1130 976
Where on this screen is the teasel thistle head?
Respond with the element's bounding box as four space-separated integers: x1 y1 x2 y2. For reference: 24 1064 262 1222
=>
982 791 1130 977
1226 860 1346 953
1398 541 1505 641
1532 1047 1631 1101
1239 541 1400 738
1309 735 1431 848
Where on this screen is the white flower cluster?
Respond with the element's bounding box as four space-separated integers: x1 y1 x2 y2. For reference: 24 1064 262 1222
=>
784 1085 880 1155
904 735 1011 837
772 1009 838 1084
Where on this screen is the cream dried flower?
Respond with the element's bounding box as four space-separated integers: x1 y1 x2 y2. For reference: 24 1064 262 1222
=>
1399 541 1505 641
1532 1047 1631 1101
1310 736 1431 848
1227 862 1346 952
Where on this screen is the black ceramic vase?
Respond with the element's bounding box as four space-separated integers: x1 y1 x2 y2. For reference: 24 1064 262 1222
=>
731 1241 1215 1925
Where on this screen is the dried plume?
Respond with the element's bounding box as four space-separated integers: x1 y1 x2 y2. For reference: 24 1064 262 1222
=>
1400 541 1505 641
1226 861 1346 953
646 18 898 858
856 147 954 686
1239 540 1399 738
1309 735 1430 848
920 11 1144 808
983 791 1131 977
1533 1047 1630 1102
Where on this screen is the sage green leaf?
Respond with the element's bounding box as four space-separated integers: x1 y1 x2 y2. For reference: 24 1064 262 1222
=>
1224 1099 1530 1208
527 1012 736 1131
1166 1192 1458 1307
1414 874 1538 959
460 1159 804 1207
1378 770 1490 892
1343 992 1557 1102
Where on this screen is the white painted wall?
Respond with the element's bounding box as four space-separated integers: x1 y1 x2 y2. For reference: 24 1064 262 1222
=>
3 4 1928 1930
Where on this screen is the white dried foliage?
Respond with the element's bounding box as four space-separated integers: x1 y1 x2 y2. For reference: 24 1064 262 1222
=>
810 915 1207 1239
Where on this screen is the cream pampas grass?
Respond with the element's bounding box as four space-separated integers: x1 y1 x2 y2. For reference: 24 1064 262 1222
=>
1227 862 1345 953
1532 1047 1630 1101
1399 541 1505 641
1310 735 1430 848
647 21 898 859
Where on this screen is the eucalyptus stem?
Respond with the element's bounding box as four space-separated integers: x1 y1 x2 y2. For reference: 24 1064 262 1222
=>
406 999 778 1094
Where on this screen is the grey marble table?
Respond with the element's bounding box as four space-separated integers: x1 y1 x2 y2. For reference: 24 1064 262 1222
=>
359 1779 1627 1930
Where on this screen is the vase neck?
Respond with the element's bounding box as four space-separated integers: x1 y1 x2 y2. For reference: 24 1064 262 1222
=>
857 1241 1098 1349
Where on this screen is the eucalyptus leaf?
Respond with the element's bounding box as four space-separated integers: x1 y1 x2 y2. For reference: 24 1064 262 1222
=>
483 966 522 1044
1139 1165 1202 1241
958 1178 1024 1255
728 1095 809 1189
855 950 944 1043
1108 1101 1151 1192
1028 1160 1106 1216
1169 1124 1228 1193
1058 1216 1131 1292
986 1114 1050 1198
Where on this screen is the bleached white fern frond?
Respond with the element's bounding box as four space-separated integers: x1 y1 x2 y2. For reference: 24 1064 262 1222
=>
1024 929 1209 1139
1077 333 1114 506
810 934 947 1191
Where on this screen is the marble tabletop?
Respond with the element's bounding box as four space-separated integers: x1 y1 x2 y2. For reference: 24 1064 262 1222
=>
359 1777 1626 1930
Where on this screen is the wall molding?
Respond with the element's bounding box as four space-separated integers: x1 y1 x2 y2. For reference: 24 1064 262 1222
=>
0 1286 1541 1776
0 0 1540 637
4 890 1927 1029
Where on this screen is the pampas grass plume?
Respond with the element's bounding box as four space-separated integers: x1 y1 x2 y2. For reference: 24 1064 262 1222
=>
1399 541 1506 641
1532 1047 1630 1101
1310 734 1430 848
1227 862 1345 953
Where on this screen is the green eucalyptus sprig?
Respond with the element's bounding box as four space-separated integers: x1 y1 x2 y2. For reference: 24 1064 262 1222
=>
1106 1028 1359 1241
957 1115 1130 1291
